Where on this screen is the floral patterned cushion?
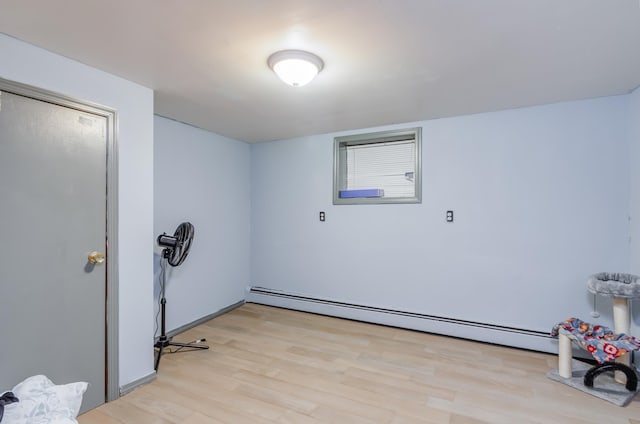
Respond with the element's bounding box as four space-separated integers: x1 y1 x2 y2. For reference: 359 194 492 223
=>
551 317 640 364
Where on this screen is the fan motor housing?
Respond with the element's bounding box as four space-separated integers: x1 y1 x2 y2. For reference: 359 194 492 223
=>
157 233 178 248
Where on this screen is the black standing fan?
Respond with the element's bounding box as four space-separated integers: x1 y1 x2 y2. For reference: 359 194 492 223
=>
154 222 208 371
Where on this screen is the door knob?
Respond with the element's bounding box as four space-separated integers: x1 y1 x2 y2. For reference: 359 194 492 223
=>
88 251 105 265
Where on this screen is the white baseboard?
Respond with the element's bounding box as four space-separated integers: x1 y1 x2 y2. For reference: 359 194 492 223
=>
246 286 559 354
119 372 156 396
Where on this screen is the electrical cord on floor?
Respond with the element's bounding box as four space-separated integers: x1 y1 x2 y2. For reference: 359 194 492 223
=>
164 339 207 354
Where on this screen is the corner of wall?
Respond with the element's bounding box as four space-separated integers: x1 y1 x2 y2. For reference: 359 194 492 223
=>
628 86 640 351
629 86 640 275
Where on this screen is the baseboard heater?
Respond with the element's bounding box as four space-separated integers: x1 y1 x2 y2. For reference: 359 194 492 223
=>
247 286 556 354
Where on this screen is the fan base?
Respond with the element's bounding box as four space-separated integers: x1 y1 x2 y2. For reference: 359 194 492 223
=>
154 337 209 371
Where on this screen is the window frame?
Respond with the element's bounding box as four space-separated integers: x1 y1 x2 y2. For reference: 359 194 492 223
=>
333 127 422 205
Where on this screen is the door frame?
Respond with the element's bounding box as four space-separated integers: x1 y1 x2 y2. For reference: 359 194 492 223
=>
0 78 119 402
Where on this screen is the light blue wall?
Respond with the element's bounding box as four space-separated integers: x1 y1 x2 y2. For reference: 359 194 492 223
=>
0 34 155 387
154 116 250 332
251 95 630 336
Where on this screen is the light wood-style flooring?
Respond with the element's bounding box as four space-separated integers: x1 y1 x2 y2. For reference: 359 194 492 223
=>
79 303 640 424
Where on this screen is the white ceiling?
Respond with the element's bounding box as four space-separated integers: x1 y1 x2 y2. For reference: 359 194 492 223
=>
1 1 639 143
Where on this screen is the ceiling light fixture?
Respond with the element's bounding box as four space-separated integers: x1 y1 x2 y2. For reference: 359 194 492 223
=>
268 49 324 87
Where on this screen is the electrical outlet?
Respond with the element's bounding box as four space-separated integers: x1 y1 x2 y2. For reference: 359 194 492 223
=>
319 211 325 222
446 210 454 222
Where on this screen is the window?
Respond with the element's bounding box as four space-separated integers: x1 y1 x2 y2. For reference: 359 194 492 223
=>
333 127 422 205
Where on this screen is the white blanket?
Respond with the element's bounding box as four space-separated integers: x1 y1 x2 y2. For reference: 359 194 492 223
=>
1 375 87 424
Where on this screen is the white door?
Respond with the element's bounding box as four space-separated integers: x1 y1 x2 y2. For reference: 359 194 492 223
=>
0 83 114 411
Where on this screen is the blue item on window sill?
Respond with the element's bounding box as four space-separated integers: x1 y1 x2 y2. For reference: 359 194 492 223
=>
339 189 384 198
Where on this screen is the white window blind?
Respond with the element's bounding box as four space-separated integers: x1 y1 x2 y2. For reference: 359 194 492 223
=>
345 140 415 198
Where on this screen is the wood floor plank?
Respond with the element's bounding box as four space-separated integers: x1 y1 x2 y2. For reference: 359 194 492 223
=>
234 367 398 422
78 304 640 424
89 397 174 424
77 409 125 424
180 412 225 424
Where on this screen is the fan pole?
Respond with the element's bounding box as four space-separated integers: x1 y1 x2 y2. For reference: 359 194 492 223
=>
154 296 168 371
154 254 209 372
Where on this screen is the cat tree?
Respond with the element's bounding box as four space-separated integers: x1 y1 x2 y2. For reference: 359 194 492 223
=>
550 272 640 406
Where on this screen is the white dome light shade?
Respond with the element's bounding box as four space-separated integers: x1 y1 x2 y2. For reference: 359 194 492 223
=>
268 50 324 87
